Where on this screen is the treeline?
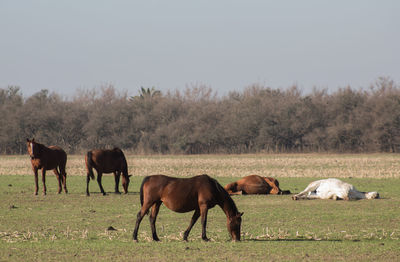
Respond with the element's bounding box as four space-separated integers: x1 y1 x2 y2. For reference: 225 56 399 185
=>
1 77 400 154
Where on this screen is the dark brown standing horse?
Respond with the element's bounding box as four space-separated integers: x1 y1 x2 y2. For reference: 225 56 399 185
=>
133 174 243 242
224 175 291 195
85 148 131 196
26 138 68 195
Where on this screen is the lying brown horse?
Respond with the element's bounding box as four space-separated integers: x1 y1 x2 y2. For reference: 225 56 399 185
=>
224 175 291 195
85 148 131 196
26 138 68 195
133 174 243 242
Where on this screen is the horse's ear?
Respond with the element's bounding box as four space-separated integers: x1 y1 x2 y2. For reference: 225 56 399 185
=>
32 138 35 142
239 212 244 217
129 175 132 178
26 138 30 142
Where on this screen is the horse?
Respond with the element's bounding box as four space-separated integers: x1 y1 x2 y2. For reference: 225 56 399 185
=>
292 178 380 200
85 148 131 196
133 174 243 242
224 175 291 195
26 138 68 195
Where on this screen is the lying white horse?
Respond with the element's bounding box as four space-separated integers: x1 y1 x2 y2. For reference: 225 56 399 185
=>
292 178 379 200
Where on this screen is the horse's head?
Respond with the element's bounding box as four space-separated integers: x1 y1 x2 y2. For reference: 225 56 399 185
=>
264 177 291 195
227 212 243 241
122 174 132 194
365 191 379 199
26 138 39 160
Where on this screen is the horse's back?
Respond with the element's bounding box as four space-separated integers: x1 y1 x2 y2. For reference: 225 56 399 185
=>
48 146 67 158
40 145 67 169
239 175 265 185
88 148 127 173
238 175 270 194
141 174 220 213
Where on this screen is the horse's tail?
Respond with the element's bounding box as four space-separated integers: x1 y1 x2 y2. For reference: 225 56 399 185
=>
85 151 95 180
139 176 151 208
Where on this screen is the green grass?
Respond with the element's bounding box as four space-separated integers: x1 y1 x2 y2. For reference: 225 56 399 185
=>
1 172 400 261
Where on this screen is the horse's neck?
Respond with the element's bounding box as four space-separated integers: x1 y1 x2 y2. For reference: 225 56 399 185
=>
219 193 238 218
348 189 366 199
38 144 50 154
33 143 43 155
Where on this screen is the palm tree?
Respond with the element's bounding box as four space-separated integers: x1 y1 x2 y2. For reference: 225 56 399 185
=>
130 87 161 101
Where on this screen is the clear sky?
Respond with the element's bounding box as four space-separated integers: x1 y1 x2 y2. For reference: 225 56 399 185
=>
1 0 399 98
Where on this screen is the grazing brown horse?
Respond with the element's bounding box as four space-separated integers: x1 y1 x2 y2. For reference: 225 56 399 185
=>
133 174 243 242
26 138 68 195
85 148 131 196
224 175 291 195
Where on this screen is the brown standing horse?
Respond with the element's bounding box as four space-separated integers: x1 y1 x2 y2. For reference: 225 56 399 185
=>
133 174 243 242
224 175 291 195
26 138 68 195
85 148 131 196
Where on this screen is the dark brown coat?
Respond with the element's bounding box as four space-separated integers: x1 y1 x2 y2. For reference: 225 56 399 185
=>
26 138 68 195
133 174 243 242
85 148 130 196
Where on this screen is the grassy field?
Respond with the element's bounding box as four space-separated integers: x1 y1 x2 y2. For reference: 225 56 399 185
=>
1 154 400 261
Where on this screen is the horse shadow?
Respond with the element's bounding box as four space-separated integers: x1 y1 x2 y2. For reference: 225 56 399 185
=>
86 191 140 196
243 238 343 242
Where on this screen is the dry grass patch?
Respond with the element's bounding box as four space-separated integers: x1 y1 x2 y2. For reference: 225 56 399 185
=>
2 153 400 178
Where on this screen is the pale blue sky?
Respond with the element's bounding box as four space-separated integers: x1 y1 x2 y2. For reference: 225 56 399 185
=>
1 1 399 97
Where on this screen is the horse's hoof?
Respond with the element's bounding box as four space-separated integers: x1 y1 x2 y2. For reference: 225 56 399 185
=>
292 196 298 200
115 192 121 195
202 237 210 242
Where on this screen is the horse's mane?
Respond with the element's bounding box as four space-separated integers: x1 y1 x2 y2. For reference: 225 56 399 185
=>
211 177 239 215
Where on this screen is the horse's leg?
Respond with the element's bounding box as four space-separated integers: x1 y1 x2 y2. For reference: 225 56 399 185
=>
33 167 39 195
149 201 162 241
96 172 106 195
292 188 310 200
183 209 200 241
229 191 243 195
53 168 62 194
41 169 47 195
200 204 209 241
86 168 92 196
292 192 311 200
133 202 153 241
60 164 68 194
114 171 121 194
292 182 320 200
